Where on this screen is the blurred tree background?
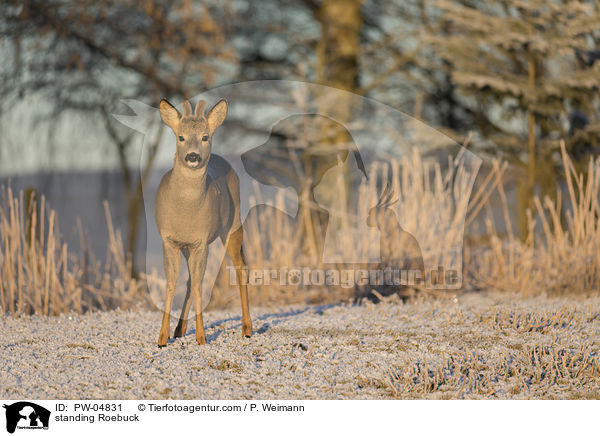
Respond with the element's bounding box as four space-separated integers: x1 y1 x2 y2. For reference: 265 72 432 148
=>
1 0 599 266
430 0 600 237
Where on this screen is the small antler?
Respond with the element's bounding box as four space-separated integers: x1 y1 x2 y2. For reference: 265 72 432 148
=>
181 100 193 118
194 100 207 119
177 99 208 121
180 99 208 120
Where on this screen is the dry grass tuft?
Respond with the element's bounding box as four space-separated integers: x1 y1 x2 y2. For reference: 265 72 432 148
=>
0 186 149 315
2 139 599 316
209 148 487 307
470 141 600 295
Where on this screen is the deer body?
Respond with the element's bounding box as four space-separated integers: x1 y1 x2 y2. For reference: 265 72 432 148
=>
156 98 252 347
156 155 239 248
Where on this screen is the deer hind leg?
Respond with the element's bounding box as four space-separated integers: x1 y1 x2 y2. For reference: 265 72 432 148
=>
188 247 209 345
225 226 252 337
159 241 181 347
174 277 192 338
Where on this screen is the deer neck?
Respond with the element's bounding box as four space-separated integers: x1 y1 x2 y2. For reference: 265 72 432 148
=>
171 157 210 194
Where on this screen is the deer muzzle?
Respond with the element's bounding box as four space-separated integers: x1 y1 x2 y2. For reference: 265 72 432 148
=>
185 152 202 163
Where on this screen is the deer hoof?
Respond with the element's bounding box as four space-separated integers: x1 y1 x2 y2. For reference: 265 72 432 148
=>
158 330 170 347
242 322 253 338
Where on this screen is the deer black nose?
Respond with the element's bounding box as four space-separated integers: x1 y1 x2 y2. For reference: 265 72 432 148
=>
185 152 201 163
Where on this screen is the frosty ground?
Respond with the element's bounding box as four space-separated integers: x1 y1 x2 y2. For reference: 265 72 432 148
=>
1 291 599 399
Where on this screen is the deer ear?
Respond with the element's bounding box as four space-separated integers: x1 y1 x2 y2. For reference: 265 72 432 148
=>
207 99 228 133
159 99 181 130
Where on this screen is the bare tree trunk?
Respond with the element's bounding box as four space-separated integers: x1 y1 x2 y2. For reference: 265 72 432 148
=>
521 37 537 241
316 0 362 93
311 0 364 257
527 54 536 200
102 108 163 277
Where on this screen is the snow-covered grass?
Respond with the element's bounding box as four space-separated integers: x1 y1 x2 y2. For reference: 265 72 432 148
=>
1 291 599 399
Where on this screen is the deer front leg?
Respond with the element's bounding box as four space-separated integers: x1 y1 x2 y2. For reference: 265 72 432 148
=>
188 246 209 345
158 241 181 347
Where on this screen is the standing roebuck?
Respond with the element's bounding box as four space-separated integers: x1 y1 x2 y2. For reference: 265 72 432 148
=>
156 98 252 347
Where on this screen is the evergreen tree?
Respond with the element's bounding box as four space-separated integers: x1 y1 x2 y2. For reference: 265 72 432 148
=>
429 0 600 236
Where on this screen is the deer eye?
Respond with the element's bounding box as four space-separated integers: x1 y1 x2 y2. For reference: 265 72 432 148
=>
202 135 209 142
178 135 185 142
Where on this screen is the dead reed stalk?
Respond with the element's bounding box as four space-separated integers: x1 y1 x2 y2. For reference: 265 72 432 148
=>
0 186 148 315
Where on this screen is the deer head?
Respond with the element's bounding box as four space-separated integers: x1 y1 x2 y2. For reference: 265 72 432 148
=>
367 183 399 228
159 98 228 170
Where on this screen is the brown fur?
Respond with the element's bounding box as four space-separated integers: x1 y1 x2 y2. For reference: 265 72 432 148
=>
156 98 252 346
